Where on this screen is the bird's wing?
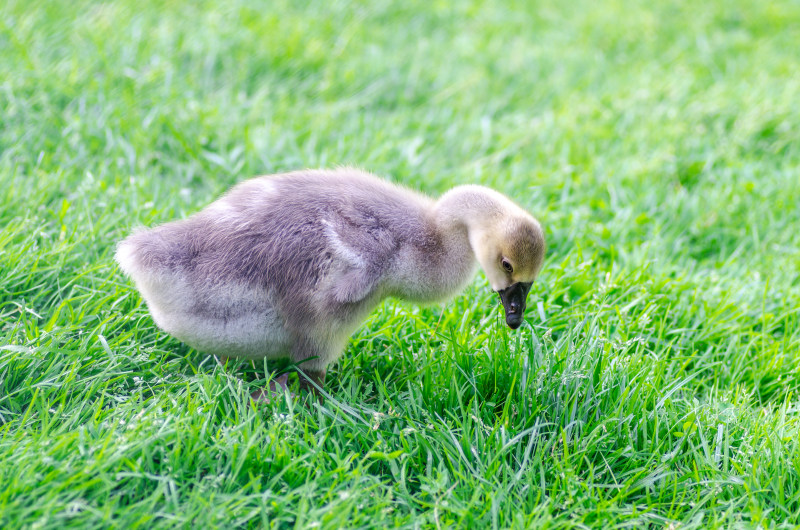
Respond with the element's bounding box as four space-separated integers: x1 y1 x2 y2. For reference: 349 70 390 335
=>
320 213 397 304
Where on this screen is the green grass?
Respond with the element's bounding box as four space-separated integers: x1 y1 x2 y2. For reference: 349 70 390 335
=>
2 0 800 527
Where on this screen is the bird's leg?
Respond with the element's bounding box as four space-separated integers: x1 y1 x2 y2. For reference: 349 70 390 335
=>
215 355 230 366
289 336 328 400
215 354 296 404
297 368 326 398
250 373 291 403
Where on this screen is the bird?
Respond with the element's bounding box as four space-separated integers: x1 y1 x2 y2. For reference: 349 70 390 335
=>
116 168 546 399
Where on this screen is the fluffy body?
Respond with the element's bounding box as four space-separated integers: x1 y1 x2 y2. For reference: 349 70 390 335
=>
116 169 544 378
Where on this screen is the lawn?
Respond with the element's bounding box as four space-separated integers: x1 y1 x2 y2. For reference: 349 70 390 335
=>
1 0 799 527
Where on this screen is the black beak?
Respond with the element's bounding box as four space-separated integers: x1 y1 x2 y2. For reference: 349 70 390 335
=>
497 282 533 329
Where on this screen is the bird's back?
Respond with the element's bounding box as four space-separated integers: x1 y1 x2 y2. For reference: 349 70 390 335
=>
116 169 438 340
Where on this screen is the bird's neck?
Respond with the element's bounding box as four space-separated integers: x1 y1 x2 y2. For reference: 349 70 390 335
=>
387 186 507 303
433 185 511 248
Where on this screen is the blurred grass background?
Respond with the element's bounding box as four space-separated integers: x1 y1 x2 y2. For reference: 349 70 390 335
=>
1 0 799 527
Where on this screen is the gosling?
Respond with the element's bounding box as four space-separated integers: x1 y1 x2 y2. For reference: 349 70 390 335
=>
116 169 546 397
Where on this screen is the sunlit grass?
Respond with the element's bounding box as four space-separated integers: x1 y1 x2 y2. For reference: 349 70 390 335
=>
1 0 799 527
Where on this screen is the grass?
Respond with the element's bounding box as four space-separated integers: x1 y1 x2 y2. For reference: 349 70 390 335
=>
1 0 799 527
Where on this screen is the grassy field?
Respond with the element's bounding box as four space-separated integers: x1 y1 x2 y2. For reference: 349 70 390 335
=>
2 0 800 527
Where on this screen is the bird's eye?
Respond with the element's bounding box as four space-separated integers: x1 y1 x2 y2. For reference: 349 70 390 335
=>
501 259 513 273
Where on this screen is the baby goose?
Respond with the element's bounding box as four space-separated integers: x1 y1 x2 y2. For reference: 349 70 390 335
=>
116 169 545 397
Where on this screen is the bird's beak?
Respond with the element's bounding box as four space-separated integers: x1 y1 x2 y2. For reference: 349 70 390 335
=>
497 282 533 329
